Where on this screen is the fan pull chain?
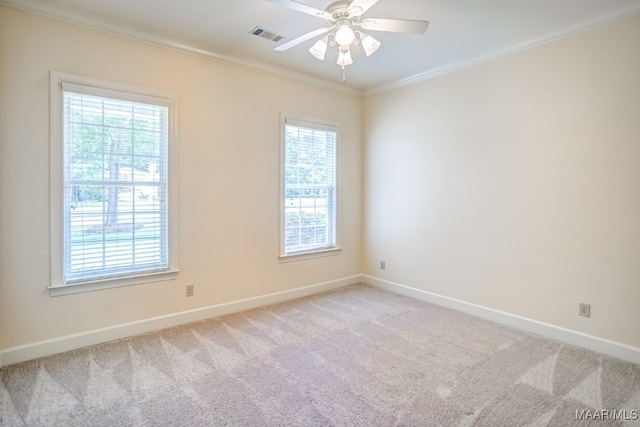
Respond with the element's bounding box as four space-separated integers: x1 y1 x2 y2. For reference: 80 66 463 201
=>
342 65 346 82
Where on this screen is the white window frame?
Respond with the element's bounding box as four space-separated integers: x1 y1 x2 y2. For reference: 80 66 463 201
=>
49 71 179 296
279 114 341 261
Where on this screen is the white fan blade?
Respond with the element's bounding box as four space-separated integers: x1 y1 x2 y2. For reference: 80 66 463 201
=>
347 0 379 16
274 27 333 51
267 0 333 20
359 18 429 34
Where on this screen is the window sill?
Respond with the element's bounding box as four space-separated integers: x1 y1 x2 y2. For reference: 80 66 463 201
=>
279 247 342 263
49 269 179 297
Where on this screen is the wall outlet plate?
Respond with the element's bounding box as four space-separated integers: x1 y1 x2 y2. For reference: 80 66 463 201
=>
186 285 194 297
579 303 590 317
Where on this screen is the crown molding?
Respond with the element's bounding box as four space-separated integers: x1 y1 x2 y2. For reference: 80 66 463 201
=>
364 1 640 97
0 0 363 98
3 0 639 99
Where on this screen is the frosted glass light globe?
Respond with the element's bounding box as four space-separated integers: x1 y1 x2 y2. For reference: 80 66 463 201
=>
335 25 355 47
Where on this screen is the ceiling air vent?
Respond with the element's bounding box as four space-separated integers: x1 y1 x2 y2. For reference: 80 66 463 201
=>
250 26 284 42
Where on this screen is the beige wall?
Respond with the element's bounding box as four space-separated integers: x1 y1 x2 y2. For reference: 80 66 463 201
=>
364 14 640 348
0 6 362 350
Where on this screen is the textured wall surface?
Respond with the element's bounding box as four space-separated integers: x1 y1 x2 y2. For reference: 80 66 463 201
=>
364 14 640 348
0 6 362 352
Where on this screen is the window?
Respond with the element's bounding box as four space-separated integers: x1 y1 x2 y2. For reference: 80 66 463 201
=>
50 72 178 294
281 117 338 257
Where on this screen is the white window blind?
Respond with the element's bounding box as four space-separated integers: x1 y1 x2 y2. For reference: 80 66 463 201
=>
283 118 337 255
61 89 170 284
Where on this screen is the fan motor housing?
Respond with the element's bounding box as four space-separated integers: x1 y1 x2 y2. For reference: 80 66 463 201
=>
327 1 357 21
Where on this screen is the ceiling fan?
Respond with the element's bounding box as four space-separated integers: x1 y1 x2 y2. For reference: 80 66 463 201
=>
267 0 429 79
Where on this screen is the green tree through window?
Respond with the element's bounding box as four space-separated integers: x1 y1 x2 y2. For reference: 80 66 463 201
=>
63 92 169 283
283 119 337 255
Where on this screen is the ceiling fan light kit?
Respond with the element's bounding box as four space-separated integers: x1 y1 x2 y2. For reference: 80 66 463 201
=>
309 36 329 60
336 45 354 66
268 0 429 81
334 21 356 46
359 31 381 56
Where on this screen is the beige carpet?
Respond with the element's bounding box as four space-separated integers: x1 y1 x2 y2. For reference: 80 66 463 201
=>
1 284 639 426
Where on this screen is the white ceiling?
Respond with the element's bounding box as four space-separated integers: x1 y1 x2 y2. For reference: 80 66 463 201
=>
4 0 640 94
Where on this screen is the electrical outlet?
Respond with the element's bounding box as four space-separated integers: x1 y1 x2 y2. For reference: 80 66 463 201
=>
380 261 386 270
579 303 590 318
186 284 194 297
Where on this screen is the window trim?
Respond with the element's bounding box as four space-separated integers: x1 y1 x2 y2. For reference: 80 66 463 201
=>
49 71 179 296
279 113 341 260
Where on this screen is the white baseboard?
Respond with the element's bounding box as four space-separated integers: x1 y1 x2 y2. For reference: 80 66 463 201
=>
0 275 364 368
4 274 637 368
363 275 640 365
